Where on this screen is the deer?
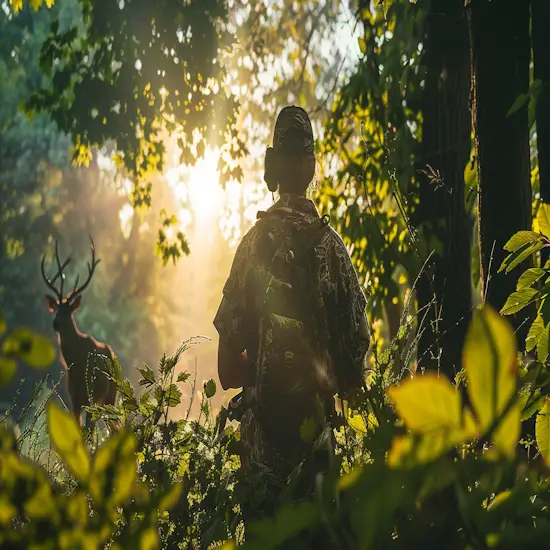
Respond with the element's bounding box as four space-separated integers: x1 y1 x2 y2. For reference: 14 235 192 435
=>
41 237 118 434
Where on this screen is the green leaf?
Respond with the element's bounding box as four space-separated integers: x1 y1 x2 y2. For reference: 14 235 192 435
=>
177 371 191 383
504 230 543 252
500 288 538 315
536 398 550 467
500 241 544 274
165 383 182 407
463 307 520 456
90 429 136 506
358 36 366 54
537 324 550 363
0 357 17 385
506 92 529 117
204 378 216 399
3 327 56 368
47 402 90 483
0 312 6 337
138 365 156 386
526 315 545 352
517 268 547 290
300 416 317 444
537 203 550 239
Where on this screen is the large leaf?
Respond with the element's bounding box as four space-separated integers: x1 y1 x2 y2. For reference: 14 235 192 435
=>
47 402 90 483
3 327 56 368
537 203 550 240
463 307 519 457
500 288 538 316
503 230 543 252
387 373 464 433
89 429 137 506
517 267 547 290
536 398 550 467
0 357 17 385
526 315 545 352
537 324 550 363
499 241 544 274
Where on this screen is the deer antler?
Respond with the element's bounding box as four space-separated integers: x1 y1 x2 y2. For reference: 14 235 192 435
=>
67 236 101 303
40 240 72 300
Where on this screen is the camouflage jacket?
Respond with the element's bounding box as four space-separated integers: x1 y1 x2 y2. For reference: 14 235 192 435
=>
214 193 369 396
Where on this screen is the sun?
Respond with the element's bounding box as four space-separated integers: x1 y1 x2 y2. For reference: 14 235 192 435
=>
186 147 224 224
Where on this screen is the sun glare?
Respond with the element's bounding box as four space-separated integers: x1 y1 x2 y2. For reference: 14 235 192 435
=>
186 148 224 224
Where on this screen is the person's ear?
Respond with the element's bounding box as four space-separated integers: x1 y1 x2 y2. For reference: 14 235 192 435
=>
70 294 83 312
46 295 57 313
264 147 279 193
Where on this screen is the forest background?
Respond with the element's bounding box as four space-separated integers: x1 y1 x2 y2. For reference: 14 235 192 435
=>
2 0 550 547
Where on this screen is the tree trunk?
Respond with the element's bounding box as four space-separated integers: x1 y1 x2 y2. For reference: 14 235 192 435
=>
468 0 532 335
532 0 550 265
415 0 472 379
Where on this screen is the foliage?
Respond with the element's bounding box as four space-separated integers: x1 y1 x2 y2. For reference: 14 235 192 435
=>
2 306 550 548
9 0 243 198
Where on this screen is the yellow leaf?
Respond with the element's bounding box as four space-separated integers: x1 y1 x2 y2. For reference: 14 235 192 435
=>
337 466 362 491
487 490 512 511
537 203 550 239
10 0 23 13
3 327 56 368
219 542 236 550
463 306 519 456
159 481 182 511
90 429 136 506
347 410 367 434
387 373 463 433
0 311 6 336
140 527 159 550
0 356 17 385
536 397 550 467
47 402 90 482
29 0 42 11
0 497 16 524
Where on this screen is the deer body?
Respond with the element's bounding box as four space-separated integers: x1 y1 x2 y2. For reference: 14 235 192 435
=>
42 237 118 431
57 322 116 425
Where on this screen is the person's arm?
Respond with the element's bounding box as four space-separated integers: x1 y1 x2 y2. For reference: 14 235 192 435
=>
326 237 370 398
213 231 252 391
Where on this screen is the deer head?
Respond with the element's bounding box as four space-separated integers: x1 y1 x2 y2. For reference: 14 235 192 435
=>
41 237 100 333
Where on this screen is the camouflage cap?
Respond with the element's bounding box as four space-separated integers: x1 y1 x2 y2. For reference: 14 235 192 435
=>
272 105 314 156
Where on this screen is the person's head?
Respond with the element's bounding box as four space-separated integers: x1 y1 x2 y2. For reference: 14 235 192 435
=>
264 105 316 195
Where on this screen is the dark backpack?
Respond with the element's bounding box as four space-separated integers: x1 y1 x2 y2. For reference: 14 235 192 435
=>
249 211 336 457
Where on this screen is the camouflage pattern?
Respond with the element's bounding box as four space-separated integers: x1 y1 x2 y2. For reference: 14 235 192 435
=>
214 194 369 503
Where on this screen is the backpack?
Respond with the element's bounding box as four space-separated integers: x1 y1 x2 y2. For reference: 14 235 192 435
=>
248 210 336 458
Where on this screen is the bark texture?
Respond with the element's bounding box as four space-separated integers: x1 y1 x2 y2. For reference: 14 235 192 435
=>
468 0 532 335
415 0 472 378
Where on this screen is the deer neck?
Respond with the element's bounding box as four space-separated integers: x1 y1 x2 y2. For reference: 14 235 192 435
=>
58 316 85 358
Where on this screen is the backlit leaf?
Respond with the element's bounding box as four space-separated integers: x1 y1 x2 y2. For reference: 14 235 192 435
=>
140 527 159 550
537 324 550 363
47 402 90 482
300 416 317 444
503 230 543 252
517 267 546 290
536 398 550 467
0 312 6 337
463 307 519 456
526 315 545 352
537 203 550 240
204 378 216 399
3 327 56 368
0 357 17 385
499 241 544 274
90 429 136 505
387 373 463 433
501 288 538 315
